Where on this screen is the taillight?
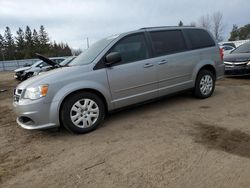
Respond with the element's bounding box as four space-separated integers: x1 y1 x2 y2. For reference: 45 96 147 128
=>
219 48 224 61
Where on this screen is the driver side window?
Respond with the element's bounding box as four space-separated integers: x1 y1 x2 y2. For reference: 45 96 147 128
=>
110 34 149 65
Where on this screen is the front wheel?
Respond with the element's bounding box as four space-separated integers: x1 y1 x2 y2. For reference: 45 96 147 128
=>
194 70 215 99
60 92 105 134
24 72 33 80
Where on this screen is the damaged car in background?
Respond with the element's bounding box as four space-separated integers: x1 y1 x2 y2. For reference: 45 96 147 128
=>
224 42 250 76
34 54 76 76
14 56 68 81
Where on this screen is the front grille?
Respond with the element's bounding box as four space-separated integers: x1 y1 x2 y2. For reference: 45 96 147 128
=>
224 61 247 66
14 89 23 102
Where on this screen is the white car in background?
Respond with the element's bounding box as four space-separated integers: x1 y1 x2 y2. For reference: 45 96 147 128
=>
14 56 67 81
220 45 235 55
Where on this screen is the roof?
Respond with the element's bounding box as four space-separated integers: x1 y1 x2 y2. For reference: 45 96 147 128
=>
139 26 196 30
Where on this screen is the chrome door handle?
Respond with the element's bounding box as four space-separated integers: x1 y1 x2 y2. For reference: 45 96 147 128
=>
158 60 168 65
143 63 154 68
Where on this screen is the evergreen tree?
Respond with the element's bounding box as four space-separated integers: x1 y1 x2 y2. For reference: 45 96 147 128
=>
24 26 33 58
228 25 239 41
15 28 25 59
32 29 40 53
4 27 16 60
178 21 183 26
228 24 250 41
238 24 250 40
39 25 50 55
0 34 5 61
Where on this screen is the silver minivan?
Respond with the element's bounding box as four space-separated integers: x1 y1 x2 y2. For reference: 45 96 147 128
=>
13 27 224 134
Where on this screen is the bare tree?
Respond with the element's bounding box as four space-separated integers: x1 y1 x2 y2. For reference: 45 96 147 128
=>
190 21 196 27
212 11 224 42
197 14 211 31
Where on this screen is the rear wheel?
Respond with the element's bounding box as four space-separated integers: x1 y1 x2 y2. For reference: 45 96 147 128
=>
60 92 105 134
194 70 215 99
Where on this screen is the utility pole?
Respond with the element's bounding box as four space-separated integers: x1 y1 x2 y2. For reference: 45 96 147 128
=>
86 37 89 49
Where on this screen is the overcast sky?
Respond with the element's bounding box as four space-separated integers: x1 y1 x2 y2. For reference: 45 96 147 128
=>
0 0 249 49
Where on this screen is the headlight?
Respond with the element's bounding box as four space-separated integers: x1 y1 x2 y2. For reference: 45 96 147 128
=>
247 61 250 66
24 85 49 100
33 72 39 76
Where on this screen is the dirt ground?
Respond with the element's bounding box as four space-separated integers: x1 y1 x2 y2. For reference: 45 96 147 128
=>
0 71 250 188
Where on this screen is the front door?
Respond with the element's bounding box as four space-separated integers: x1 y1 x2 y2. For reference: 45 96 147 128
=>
106 33 158 109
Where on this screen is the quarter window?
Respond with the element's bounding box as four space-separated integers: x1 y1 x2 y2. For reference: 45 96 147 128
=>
150 30 187 56
110 34 149 64
185 29 215 50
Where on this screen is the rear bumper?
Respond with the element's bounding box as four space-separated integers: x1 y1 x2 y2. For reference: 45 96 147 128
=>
216 64 225 80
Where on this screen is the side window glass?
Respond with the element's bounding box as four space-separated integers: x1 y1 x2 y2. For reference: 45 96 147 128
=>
110 34 149 64
185 29 215 49
150 30 187 56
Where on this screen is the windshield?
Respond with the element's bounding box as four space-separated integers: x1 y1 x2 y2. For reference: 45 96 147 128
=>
69 35 118 66
232 42 250 54
32 60 43 67
60 57 75 66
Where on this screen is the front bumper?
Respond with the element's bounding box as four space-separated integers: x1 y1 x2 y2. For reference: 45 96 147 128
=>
13 98 59 130
225 65 250 76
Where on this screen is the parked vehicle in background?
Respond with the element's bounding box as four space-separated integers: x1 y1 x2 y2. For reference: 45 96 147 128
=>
219 39 250 48
220 45 235 55
13 27 224 134
35 56 76 76
219 42 236 48
224 42 250 76
14 57 67 80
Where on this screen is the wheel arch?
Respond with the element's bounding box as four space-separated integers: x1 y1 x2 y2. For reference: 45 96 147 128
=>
198 64 216 77
59 88 109 119
192 60 216 83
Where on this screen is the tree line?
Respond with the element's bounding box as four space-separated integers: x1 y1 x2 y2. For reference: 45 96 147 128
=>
0 25 72 61
178 11 250 42
228 24 250 41
178 11 225 42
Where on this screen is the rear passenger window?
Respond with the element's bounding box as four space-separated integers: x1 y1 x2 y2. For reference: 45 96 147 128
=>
110 34 149 64
150 30 187 56
185 29 215 50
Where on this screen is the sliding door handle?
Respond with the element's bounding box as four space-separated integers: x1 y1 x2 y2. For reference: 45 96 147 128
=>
143 63 154 68
158 60 168 65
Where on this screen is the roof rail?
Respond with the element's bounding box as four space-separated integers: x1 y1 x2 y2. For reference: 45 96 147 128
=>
139 26 196 30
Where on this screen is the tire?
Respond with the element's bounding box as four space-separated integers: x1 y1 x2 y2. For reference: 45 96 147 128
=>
60 92 105 134
194 69 215 99
25 72 33 80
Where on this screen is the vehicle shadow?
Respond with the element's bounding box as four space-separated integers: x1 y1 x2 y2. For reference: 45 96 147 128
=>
190 122 250 159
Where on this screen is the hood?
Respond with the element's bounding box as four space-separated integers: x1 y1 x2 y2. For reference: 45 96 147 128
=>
36 53 58 67
224 53 250 62
14 66 31 72
16 65 91 89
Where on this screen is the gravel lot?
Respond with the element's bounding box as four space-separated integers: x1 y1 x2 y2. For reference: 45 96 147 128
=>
0 71 250 188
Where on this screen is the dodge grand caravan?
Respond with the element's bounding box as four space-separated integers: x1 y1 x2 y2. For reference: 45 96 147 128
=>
13 27 224 134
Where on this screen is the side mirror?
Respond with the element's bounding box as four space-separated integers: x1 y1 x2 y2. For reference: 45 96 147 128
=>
105 52 121 66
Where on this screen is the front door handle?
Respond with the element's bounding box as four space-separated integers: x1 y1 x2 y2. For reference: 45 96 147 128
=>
158 60 168 65
143 63 154 68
